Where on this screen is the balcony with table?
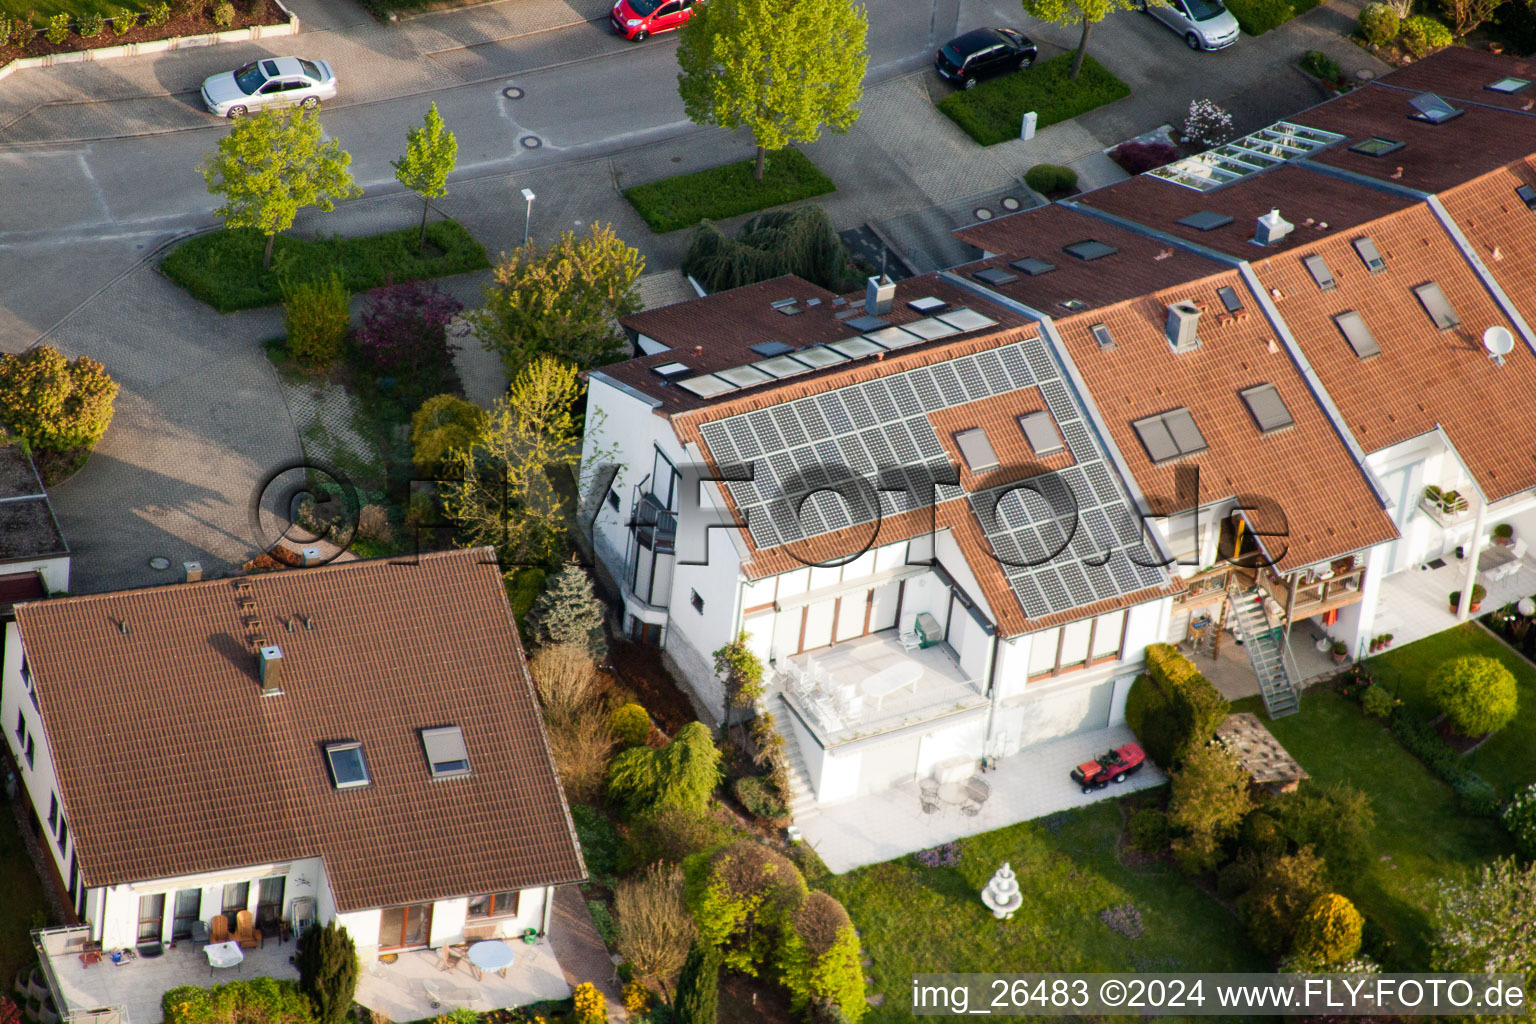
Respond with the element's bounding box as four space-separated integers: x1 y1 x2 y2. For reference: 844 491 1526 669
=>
1248 556 1368 629
775 630 987 747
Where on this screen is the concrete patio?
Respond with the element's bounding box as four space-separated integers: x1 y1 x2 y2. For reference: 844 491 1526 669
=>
355 944 569 1021
795 724 1166 874
1373 556 1536 650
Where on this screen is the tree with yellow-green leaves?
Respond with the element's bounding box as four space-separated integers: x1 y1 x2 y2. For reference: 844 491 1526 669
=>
0 346 119 454
392 103 458 250
677 0 868 180
1022 0 1144 79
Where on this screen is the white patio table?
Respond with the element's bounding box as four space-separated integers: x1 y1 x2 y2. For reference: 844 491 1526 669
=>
467 940 515 979
204 941 243 976
861 662 923 709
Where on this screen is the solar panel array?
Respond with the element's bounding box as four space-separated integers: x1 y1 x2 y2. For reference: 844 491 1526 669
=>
697 335 1166 623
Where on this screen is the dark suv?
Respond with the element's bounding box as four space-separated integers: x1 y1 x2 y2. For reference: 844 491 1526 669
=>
935 27 1037 89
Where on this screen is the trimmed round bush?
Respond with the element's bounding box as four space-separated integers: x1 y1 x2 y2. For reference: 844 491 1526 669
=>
1502 782 1536 858
1360 683 1396 718
609 702 651 749
1400 14 1451 56
1299 50 1340 82
1025 164 1078 196
1109 140 1179 174
1293 893 1364 965
211 1 234 26
1427 655 1518 737
1357 2 1399 44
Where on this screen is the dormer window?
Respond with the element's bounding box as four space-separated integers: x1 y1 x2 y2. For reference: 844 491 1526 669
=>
324 742 370 790
421 726 471 779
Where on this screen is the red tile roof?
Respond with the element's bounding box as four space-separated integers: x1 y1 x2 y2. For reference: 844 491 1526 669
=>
1439 158 1536 345
16 548 585 908
1373 46 1536 114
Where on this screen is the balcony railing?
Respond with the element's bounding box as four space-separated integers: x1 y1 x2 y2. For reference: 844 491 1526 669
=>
1254 562 1367 628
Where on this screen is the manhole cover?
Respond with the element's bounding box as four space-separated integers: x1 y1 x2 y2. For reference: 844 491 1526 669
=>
1001 196 1021 211
149 557 171 571
974 207 993 220
502 86 525 99
520 135 542 149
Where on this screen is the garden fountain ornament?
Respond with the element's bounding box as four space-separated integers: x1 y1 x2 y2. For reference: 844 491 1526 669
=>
981 862 1023 920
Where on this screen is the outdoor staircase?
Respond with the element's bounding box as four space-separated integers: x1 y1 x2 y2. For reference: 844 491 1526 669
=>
775 695 821 822
1225 581 1301 718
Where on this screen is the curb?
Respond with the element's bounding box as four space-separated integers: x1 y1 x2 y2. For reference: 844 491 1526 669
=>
0 0 299 86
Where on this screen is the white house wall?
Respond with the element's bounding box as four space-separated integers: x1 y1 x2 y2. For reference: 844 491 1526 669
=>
1 623 72 890
933 530 996 624
582 375 674 597
661 478 744 721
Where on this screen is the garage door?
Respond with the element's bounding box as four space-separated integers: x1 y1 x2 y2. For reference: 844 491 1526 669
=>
1013 678 1115 748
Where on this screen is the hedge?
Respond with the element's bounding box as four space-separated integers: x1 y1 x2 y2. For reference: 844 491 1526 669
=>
1127 644 1230 767
622 148 836 234
936 53 1129 147
163 980 314 1024
1388 710 1499 817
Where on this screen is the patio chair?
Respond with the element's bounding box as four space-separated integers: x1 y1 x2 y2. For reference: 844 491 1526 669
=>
210 916 231 945
898 628 921 651
1510 539 1529 577
233 910 263 950
439 943 468 973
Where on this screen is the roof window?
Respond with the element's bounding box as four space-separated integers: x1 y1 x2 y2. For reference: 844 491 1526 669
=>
1348 137 1404 157
1131 409 1207 464
1408 92 1463 124
324 742 370 790
1090 323 1115 350
1334 310 1381 359
771 298 802 315
907 296 947 313
1352 236 1386 274
749 341 793 357
973 267 1018 286
1413 282 1460 330
1178 211 1235 232
1058 299 1088 312
1516 184 1536 211
954 428 999 471
651 362 691 379
1302 254 1337 292
1009 257 1056 276
1018 411 1065 456
1063 240 1118 261
1216 286 1243 313
845 315 890 331
1488 77 1530 94
1238 384 1294 434
421 726 472 779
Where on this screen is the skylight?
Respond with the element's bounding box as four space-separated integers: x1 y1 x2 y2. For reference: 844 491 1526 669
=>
1147 120 1345 192
846 315 890 331
908 296 947 313
1334 310 1381 360
1517 184 1536 211
1352 237 1386 274
1413 282 1460 330
1488 77 1530 94
954 428 999 471
1217 286 1243 313
1090 323 1115 350
651 362 690 378
1239 384 1294 434
1178 211 1235 232
1408 92 1463 124
973 267 1018 286
1019 411 1065 456
1131 409 1208 464
749 341 793 357
1010 258 1055 276
1302 254 1337 292
1348 137 1405 157
421 726 471 779
1059 299 1088 312
324 742 369 790
1063 240 1118 261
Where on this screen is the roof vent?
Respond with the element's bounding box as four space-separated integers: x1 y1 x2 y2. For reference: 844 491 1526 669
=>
1165 302 1202 353
1254 209 1293 246
1063 240 1118 261
258 645 283 696
301 546 323 567
183 561 203 583
866 275 896 315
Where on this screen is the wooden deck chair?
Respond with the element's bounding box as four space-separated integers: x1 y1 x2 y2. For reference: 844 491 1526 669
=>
210 915 231 944
233 910 263 949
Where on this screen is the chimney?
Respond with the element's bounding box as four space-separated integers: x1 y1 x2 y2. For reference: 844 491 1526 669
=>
183 561 202 583
865 275 896 315
258 645 284 695
1165 302 1202 353
301 547 322 567
1254 209 1293 246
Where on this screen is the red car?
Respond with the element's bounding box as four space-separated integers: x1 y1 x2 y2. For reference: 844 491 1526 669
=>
610 0 698 40
1070 742 1146 793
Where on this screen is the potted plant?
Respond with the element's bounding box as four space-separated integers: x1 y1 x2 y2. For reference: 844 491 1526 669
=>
1495 523 1514 547
1383 633 1393 649
1331 640 1348 664
1449 585 1487 613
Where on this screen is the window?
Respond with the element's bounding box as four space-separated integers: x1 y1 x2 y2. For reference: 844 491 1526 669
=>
1413 282 1460 330
1177 211 1235 232
650 448 678 510
47 794 57 830
24 734 33 769
1009 257 1055 276
651 362 690 379
1348 137 1404 157
690 589 704 613
1063 240 1117 261
1352 236 1386 273
1018 412 1064 456
1302 254 1336 292
324 742 370 789
607 490 620 512
1131 409 1208 464
56 818 67 854
972 267 1018 286
1239 384 1294 434
222 883 249 921
1058 299 1087 312
467 892 520 919
954 428 999 471
1408 92 1462 124
1216 286 1243 313
14 709 22 742
257 877 286 931
1488 77 1530 93
1517 184 1536 211
137 894 165 943
172 889 202 940
420 726 472 779
1058 619 1093 671
1089 323 1115 350
1026 611 1126 678
1334 310 1381 359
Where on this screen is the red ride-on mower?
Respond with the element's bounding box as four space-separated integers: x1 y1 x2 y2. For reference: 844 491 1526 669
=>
1070 742 1147 793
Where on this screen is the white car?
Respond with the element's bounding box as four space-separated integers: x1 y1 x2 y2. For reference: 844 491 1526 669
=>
1136 0 1240 50
201 56 338 118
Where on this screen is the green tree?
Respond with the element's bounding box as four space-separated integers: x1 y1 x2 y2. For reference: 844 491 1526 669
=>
1428 655 1518 736
1236 847 1327 958
392 102 458 249
0 346 120 453
410 393 487 476
683 206 859 292
1021 0 1142 80
688 840 807 975
713 632 765 739
198 108 362 269
1434 857 1536 986
676 0 868 180
1293 893 1365 966
608 721 722 817
673 944 721 1024
1167 742 1253 873
529 561 608 659
469 223 644 372
775 892 867 1022
294 921 357 1024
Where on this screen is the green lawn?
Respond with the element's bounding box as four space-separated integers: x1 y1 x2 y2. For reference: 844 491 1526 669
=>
1234 689 1511 967
0 809 51 992
160 221 490 314
936 53 1130 147
622 147 836 234
820 800 1265 1023
1362 622 1536 799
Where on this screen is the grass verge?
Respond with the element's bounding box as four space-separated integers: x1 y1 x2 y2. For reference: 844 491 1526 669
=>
622 147 835 234
1233 688 1511 967
820 799 1265 1022
936 52 1130 147
1225 0 1323 35
161 220 489 314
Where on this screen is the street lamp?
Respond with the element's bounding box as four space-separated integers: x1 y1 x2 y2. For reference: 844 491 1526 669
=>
521 188 536 246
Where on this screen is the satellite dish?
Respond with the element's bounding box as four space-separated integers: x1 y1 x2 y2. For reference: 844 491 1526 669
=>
1484 326 1514 366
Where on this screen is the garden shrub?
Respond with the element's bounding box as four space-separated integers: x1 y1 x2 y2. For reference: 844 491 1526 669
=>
1427 655 1517 736
1238 808 1287 859
77 10 104 36
1167 742 1253 874
211 2 234 26
687 840 807 975
914 841 964 868
572 982 606 1024
409 393 485 476
550 704 616 804
294 922 357 1024
355 279 463 377
608 722 722 817
145 1 170 25
0 996 20 1024
1360 683 1396 718
1181 98 1234 148
1225 0 1295 34
1275 783 1374 886
281 271 350 369
935 52 1129 147
622 980 651 1018
0 346 120 454
238 0 263 15
733 775 788 823
1127 807 1170 854
623 148 836 234
1133 645 1230 767
570 803 621 890
1217 855 1262 900
1108 140 1180 174
673 944 720 1024
610 703 652 749
1235 847 1327 958
44 12 67 43
10 13 32 46
1024 164 1078 196
1357 2 1400 43
110 7 137 32
1299 50 1340 82
1293 893 1365 966
505 566 546 639
529 642 599 724
776 893 866 1023
1502 782 1536 858
162 979 315 1024
620 807 737 872
1389 712 1499 817
1400 14 1451 55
